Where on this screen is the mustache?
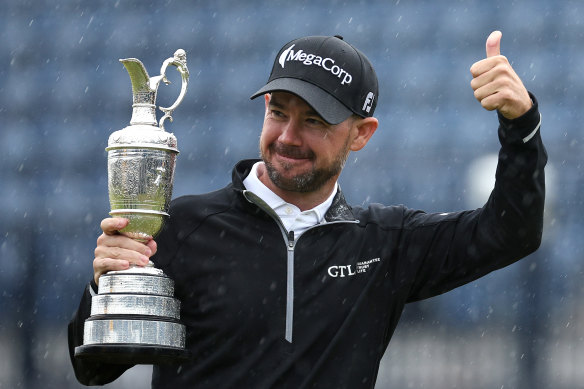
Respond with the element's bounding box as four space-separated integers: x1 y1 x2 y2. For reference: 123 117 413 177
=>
270 143 315 160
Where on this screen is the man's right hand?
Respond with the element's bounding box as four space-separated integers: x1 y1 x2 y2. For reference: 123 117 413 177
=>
93 218 157 285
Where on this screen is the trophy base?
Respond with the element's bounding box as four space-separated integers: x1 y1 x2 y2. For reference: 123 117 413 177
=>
74 343 191 365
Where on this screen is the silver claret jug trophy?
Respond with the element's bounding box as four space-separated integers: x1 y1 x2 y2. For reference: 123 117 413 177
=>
74 50 190 364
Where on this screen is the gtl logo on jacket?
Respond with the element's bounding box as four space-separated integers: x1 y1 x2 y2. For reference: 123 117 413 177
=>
327 258 381 278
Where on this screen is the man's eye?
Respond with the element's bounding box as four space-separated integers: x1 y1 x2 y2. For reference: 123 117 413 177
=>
307 118 325 126
271 110 285 118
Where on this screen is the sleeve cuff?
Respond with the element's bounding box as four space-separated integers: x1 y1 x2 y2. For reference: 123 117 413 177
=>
497 92 541 145
89 279 98 296
520 114 542 143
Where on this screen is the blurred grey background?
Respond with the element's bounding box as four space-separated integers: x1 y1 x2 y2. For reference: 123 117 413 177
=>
0 0 580 388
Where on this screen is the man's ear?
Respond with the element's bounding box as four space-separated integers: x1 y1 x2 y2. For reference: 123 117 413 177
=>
262 94 272 119
350 117 378 151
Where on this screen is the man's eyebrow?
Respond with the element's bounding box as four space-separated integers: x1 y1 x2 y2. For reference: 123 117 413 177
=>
268 98 285 109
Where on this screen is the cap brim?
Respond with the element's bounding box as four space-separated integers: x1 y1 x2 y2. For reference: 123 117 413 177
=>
250 78 353 125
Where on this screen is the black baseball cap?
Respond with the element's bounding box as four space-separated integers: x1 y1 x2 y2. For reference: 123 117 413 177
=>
251 35 378 125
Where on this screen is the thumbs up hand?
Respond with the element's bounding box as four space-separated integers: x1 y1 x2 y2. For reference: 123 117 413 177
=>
470 31 532 120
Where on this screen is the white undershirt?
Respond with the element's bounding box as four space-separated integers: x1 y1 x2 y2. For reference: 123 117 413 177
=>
243 161 337 238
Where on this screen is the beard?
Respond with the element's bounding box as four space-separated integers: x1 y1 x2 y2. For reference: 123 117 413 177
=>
260 139 351 193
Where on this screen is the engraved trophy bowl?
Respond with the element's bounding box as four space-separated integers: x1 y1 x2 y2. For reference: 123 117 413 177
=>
107 123 178 243
74 50 191 364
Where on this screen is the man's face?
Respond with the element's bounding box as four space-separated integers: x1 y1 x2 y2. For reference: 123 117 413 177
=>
259 92 355 193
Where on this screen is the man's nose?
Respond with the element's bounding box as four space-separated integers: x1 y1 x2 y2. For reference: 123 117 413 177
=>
278 120 303 146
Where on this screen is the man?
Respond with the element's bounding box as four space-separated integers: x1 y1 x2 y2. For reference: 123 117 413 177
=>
69 32 546 388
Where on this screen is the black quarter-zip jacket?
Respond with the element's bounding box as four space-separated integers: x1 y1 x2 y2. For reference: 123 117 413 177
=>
69 98 546 388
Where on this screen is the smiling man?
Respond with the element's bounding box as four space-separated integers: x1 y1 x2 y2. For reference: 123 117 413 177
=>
69 33 546 388
257 92 377 209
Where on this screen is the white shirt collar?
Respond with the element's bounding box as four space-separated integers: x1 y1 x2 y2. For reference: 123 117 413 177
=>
242 161 338 235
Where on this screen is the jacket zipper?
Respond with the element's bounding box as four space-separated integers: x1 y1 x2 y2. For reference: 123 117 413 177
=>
286 230 295 342
242 190 358 343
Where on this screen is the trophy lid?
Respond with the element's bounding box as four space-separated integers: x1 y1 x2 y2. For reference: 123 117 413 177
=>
106 50 189 154
106 124 178 153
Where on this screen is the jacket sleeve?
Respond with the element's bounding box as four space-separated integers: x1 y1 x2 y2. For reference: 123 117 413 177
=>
403 93 547 302
68 280 133 385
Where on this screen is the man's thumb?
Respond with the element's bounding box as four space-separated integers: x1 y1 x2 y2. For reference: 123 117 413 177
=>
486 30 502 57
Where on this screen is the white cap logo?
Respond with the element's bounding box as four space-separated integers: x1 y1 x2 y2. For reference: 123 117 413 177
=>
277 44 353 86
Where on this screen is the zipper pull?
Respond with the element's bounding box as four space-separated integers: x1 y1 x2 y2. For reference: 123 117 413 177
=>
288 230 295 248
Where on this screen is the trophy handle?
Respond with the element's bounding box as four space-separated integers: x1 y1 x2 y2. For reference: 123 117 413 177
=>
158 49 190 130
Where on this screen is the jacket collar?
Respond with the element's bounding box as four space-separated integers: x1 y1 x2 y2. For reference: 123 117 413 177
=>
232 159 356 222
